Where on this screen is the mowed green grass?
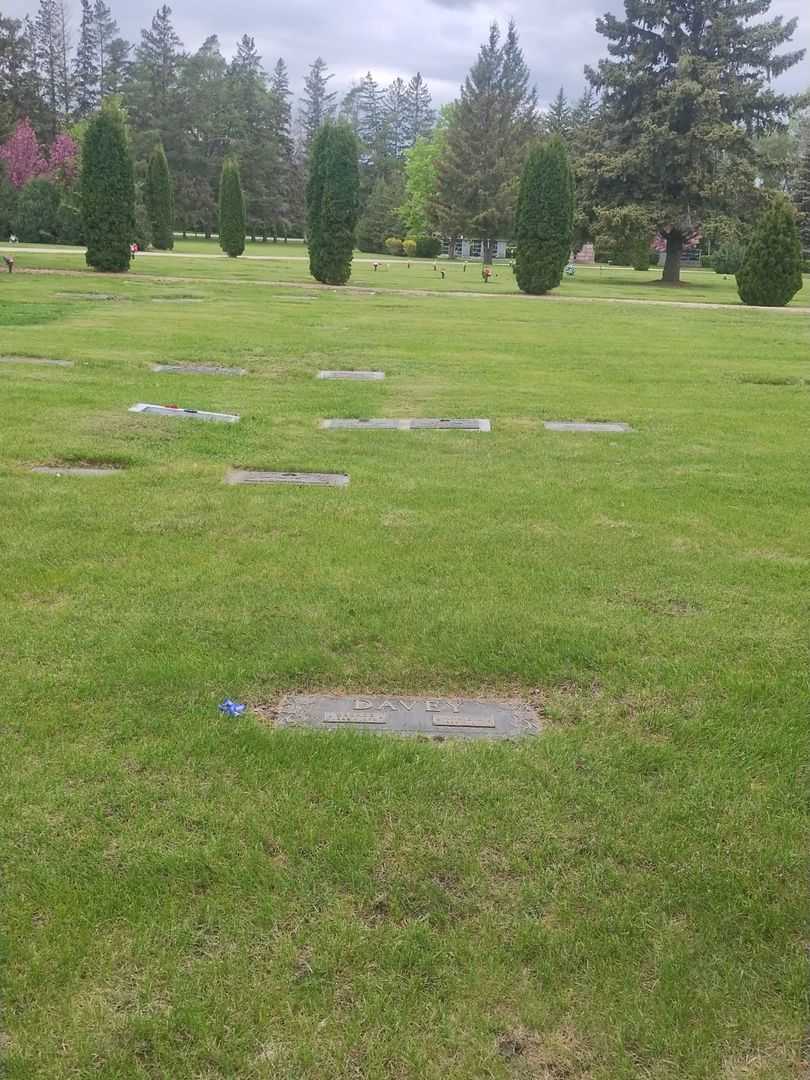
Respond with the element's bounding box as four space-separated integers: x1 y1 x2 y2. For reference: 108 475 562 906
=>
4 238 809 306
1 264 808 1079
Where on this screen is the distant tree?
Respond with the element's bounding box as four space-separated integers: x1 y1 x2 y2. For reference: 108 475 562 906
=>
93 0 121 97
514 137 574 294
81 98 135 271
14 175 60 240
145 140 173 248
384 77 409 158
356 172 404 252
736 195 803 306
218 156 245 257
593 205 654 269
403 72 434 146
0 16 47 140
73 0 99 118
794 123 810 253
300 57 336 153
130 4 185 160
434 21 537 263
544 88 572 141
585 0 805 284
0 118 46 187
34 0 60 132
102 36 131 98
306 122 359 284
400 133 441 236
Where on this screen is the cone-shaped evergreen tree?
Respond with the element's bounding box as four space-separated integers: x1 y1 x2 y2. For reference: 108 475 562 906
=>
81 100 135 272
794 127 810 255
218 157 246 258
514 137 574 295
306 122 359 286
145 142 174 250
736 196 803 307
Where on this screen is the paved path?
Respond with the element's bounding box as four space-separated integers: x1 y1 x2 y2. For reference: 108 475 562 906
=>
8 259 810 316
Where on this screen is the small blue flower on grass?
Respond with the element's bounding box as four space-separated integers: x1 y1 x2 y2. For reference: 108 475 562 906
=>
219 699 246 717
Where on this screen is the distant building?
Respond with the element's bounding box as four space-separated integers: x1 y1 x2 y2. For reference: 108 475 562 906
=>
441 238 509 259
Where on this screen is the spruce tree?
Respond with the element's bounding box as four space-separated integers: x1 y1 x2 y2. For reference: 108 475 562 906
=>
73 0 99 119
585 0 804 284
514 137 574 295
218 156 245 257
544 88 572 141
435 20 537 264
403 72 434 147
736 195 803 307
145 140 173 249
306 122 359 285
81 98 135 272
300 57 336 153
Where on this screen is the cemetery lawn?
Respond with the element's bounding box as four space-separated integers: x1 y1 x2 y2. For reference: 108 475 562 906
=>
4 240 810 307
1 262 808 1079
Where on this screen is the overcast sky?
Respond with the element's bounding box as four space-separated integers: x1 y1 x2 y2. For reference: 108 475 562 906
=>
6 0 809 106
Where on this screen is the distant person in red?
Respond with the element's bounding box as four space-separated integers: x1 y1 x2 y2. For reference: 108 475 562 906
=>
130 242 139 257
481 266 492 284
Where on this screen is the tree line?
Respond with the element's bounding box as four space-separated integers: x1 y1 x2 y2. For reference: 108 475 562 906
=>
1 0 808 293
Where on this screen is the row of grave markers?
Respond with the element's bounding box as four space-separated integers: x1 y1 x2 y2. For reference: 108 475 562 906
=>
8 352 628 738
7 355 635 485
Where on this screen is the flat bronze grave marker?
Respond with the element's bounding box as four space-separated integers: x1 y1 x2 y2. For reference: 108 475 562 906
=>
225 469 349 487
544 421 633 433
275 694 540 741
152 364 247 376
0 356 72 367
321 418 491 431
317 370 385 381
31 465 121 476
129 402 240 423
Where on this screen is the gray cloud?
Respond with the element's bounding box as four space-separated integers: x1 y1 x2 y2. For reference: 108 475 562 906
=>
4 0 808 107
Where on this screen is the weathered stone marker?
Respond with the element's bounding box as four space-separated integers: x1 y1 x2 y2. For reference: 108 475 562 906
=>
225 470 349 487
544 421 633 433
0 356 72 367
151 297 204 303
317 370 385 381
31 466 120 476
129 403 240 423
152 364 246 376
321 418 491 431
275 695 540 740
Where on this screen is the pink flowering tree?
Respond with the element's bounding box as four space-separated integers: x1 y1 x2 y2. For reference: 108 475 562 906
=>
48 133 78 185
0 120 78 190
0 119 46 189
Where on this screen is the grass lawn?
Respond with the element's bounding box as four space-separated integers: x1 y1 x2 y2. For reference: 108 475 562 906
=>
1 259 808 1079
4 239 809 307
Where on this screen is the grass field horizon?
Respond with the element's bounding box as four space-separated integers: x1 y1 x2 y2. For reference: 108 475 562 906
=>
3 238 809 309
1 249 808 1078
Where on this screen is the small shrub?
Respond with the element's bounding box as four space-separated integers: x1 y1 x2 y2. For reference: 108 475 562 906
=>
736 195 803 307
699 254 714 269
415 235 441 258
385 236 404 255
403 237 417 257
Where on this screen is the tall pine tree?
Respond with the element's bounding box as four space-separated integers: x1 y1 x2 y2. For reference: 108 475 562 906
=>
403 72 434 146
73 0 99 119
585 0 804 283
300 57 336 153
434 20 537 263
